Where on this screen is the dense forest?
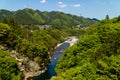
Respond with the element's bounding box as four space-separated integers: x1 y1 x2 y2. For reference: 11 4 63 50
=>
52 16 120 80
0 14 86 79
0 8 99 28
1 8 119 80
0 18 66 79
0 49 22 80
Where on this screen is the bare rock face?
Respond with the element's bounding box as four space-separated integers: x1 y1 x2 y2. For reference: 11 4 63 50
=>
22 60 46 80
18 57 47 80
28 60 40 71
0 45 47 80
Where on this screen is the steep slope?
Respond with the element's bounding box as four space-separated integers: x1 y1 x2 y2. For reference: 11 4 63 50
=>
13 9 42 24
0 19 67 79
53 17 120 80
0 8 99 27
45 11 79 27
0 49 22 80
0 9 13 20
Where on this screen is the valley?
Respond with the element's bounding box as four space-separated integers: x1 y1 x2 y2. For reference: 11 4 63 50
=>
0 3 120 80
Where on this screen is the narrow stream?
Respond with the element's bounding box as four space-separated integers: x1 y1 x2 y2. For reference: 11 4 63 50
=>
29 37 78 80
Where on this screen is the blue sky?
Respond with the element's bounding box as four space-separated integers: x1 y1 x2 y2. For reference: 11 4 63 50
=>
0 0 120 20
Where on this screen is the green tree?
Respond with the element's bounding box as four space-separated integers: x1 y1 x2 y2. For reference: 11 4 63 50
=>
0 23 10 38
0 50 22 80
54 17 120 80
105 15 110 20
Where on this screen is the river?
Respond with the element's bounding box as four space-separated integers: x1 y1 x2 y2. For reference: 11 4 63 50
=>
28 37 78 80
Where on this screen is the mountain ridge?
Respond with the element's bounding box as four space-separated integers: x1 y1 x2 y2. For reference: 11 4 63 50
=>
0 8 99 27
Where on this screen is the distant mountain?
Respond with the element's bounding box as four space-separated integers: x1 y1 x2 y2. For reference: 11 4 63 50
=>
0 8 99 27
0 9 13 19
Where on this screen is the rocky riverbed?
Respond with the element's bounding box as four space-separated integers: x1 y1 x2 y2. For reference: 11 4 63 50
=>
29 36 78 80
0 37 78 80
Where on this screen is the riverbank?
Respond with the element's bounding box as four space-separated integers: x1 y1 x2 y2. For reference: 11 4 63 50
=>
56 36 78 47
0 37 78 80
28 36 78 80
65 36 78 46
24 68 47 80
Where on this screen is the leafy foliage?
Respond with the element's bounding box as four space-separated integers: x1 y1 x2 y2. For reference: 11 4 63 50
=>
0 21 65 65
0 49 22 80
0 8 99 80
53 16 120 80
0 19 67 79
0 23 10 37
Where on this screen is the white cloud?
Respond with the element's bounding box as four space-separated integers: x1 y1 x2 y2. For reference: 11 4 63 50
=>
72 4 80 7
58 2 63 4
40 0 46 3
58 2 67 8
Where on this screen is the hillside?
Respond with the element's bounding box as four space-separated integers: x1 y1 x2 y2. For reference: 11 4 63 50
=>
0 8 99 80
0 15 87 79
0 8 99 27
0 19 66 79
53 17 120 80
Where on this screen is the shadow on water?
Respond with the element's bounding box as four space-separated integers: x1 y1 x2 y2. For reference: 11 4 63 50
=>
28 42 70 80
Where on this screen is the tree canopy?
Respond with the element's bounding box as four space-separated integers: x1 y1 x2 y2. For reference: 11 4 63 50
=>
0 50 22 80
53 16 120 80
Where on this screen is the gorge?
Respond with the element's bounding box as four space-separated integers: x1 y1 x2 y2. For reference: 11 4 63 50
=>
28 37 78 80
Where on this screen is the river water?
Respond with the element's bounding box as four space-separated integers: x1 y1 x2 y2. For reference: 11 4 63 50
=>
29 37 78 80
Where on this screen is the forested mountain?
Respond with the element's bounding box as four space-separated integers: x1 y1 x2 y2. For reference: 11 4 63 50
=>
0 8 91 80
0 8 120 80
0 9 13 19
52 17 120 80
0 16 86 79
0 8 99 27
